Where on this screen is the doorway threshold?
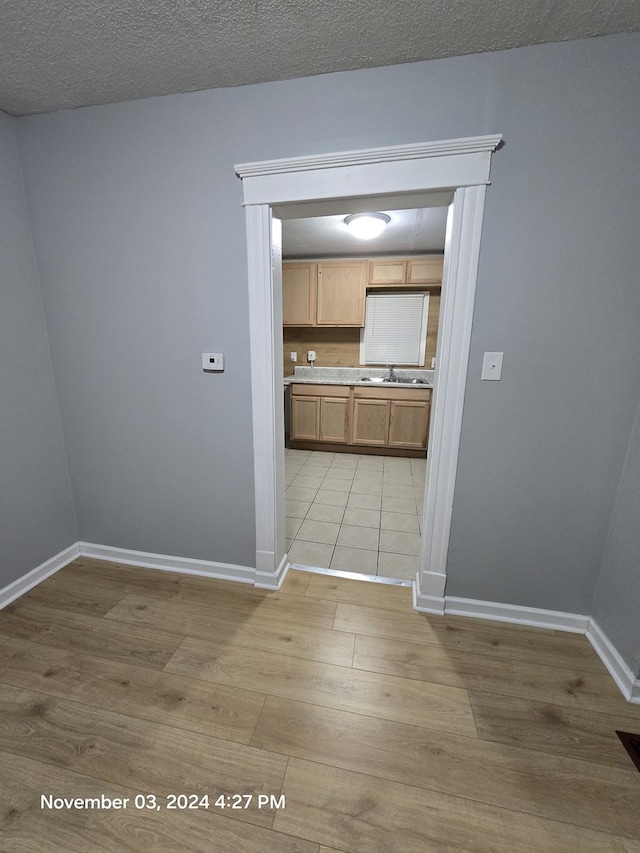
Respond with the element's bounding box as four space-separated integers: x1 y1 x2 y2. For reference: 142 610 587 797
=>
289 562 412 587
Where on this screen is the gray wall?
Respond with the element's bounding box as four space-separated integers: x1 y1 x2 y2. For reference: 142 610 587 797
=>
0 111 78 587
592 397 640 674
14 36 640 640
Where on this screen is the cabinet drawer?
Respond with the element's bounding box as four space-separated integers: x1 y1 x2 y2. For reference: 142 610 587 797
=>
291 383 350 397
353 386 430 402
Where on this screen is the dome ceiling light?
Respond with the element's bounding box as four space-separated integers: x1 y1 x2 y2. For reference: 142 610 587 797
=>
344 212 391 240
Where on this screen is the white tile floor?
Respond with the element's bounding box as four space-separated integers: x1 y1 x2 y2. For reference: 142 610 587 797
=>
285 449 426 580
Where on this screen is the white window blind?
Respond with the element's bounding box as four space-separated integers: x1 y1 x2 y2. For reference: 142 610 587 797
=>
360 292 429 365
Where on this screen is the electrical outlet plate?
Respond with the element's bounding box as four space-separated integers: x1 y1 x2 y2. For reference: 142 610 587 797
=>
481 352 503 381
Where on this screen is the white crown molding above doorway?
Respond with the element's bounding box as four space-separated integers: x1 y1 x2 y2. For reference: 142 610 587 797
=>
236 134 503 600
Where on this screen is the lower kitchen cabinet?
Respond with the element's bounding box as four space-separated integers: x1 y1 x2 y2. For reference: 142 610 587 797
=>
290 383 431 453
319 397 350 443
388 400 430 448
352 399 390 446
291 394 320 441
291 385 350 443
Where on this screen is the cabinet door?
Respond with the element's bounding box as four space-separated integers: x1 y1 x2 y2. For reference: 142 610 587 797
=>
352 399 390 445
368 259 407 285
316 261 367 326
291 395 320 440
407 257 443 284
283 263 316 326
319 397 349 443
388 400 430 448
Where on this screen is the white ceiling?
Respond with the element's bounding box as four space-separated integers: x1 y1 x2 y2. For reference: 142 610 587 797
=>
283 207 448 258
1 1 639 116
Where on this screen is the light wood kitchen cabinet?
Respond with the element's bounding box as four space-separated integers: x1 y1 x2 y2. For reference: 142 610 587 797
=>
367 255 443 286
291 384 350 443
388 399 430 448
290 394 320 440
352 398 390 446
290 383 431 453
282 262 316 326
283 260 367 327
407 256 443 284
316 261 367 326
368 259 407 285
319 397 349 443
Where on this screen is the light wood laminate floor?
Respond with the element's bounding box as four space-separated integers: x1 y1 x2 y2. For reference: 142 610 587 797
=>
0 558 639 852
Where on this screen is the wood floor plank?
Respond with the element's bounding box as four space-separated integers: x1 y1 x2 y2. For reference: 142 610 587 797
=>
0 599 182 669
0 638 266 744
0 683 286 829
353 633 640 719
106 593 355 666
280 569 312 597
304 573 411 613
0 750 319 853
335 602 608 672
60 558 184 599
252 695 640 839
165 637 476 736
20 573 126 617
274 758 640 853
173 586 338 630
66 561 339 629
469 689 640 767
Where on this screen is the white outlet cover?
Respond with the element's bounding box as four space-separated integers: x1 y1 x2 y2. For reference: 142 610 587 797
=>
481 351 503 380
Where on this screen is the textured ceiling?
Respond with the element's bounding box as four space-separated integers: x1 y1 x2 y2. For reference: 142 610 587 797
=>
1 0 639 115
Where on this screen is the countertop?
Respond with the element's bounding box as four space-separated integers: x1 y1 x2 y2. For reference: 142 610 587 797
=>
284 367 434 389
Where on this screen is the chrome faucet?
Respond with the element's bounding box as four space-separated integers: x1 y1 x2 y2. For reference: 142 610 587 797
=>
386 365 397 382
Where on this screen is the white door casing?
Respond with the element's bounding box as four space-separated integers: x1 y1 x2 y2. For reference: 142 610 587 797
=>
236 135 502 608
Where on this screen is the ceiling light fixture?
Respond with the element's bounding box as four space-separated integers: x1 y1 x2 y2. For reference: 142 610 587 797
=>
344 212 390 240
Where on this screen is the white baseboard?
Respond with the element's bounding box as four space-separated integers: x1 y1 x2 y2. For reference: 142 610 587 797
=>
0 542 80 610
412 584 445 614
78 542 255 584
255 552 290 590
586 619 640 705
444 596 590 633
414 591 639 704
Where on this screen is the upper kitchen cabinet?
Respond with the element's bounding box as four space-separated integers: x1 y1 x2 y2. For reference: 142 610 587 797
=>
282 262 317 326
407 256 443 284
368 255 443 286
316 261 367 326
283 260 367 327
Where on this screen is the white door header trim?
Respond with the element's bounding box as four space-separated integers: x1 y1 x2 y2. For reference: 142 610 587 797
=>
235 135 503 179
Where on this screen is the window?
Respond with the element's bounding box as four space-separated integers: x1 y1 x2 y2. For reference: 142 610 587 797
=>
359 292 429 365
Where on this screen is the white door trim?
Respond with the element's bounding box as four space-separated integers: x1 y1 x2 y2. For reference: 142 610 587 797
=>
236 135 502 596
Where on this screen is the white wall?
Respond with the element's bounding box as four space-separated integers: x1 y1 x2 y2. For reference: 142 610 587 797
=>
14 34 640 666
0 111 78 586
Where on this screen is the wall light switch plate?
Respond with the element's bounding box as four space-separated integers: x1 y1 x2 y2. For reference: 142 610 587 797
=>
290 352 297 362
481 352 503 381
202 352 224 372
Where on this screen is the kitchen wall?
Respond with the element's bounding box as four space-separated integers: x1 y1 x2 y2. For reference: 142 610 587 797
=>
0 111 78 588
14 33 640 666
283 288 440 376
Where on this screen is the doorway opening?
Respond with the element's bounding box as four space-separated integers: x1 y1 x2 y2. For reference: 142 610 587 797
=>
236 135 502 611
281 201 448 585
